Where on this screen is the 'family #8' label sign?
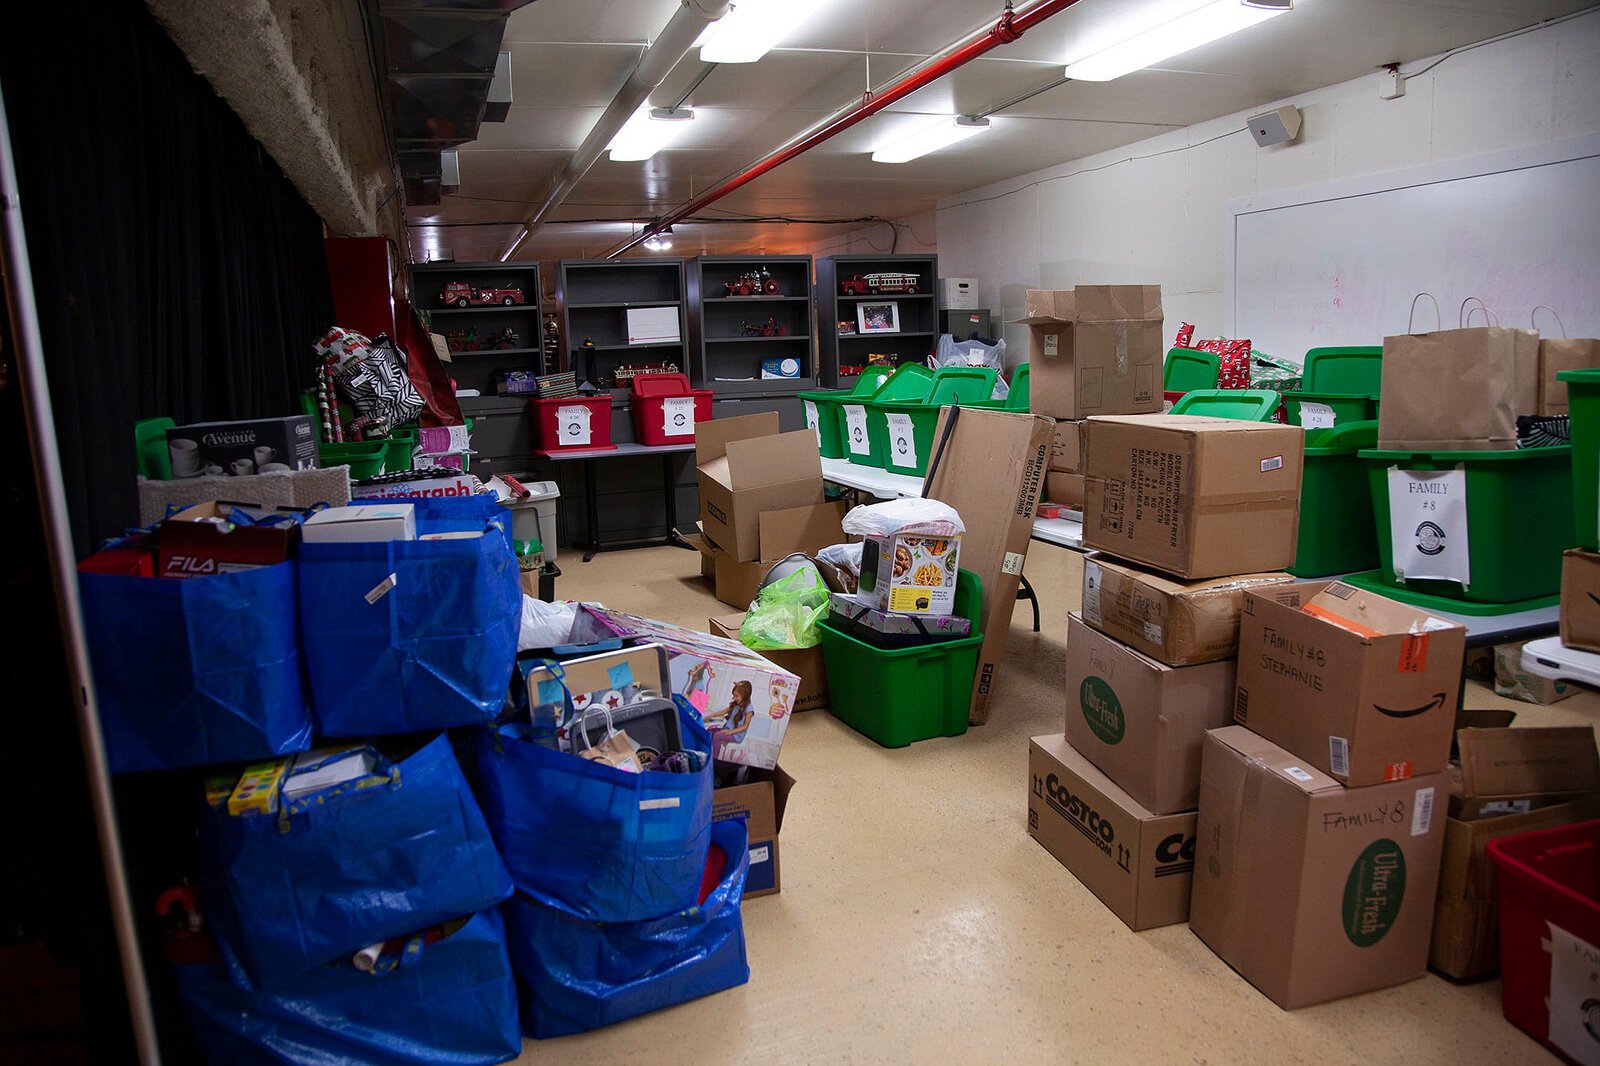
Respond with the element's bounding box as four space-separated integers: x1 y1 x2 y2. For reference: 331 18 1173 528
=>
1386 465 1469 587
556 404 592 446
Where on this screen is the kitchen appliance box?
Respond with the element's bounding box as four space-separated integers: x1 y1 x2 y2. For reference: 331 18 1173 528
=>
713 764 795 898
1082 555 1297 667
1563 549 1600 652
1028 734 1197 931
858 532 962 617
166 416 319 476
156 503 300 579
694 503 847 611
1018 286 1163 421
1191 726 1449 1010
1083 415 1304 580
1065 614 1236 815
1233 581 1467 787
709 614 828 713
695 412 824 563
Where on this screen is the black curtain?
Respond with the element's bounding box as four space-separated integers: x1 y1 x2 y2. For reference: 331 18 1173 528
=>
0 0 335 554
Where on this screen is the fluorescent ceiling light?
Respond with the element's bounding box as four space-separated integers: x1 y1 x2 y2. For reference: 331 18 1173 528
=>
643 236 672 251
871 116 991 164
1064 0 1290 82
607 106 693 162
697 0 820 63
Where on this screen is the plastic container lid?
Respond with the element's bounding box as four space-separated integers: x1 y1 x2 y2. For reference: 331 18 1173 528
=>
1169 388 1282 422
849 365 895 395
927 367 998 406
872 363 935 402
1163 347 1220 392
630 373 694 397
1303 419 1377 454
1303 346 1382 395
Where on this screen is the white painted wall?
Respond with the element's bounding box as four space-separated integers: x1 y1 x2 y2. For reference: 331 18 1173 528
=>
823 9 1600 365
806 209 939 258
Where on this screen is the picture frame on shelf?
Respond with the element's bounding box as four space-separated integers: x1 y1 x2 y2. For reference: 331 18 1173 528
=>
857 301 900 334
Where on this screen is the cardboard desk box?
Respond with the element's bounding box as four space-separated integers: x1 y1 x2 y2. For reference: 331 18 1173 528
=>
1562 549 1600 652
1028 734 1197 931
1019 287 1163 420
697 503 846 610
1049 419 1086 473
695 413 823 562
709 614 828 713
859 532 962 617
1233 581 1467 786
1081 554 1296 667
1082 415 1304 580
1065 614 1236 814
157 502 301 579
713 765 795 898
166 416 318 478
1191 726 1449 1010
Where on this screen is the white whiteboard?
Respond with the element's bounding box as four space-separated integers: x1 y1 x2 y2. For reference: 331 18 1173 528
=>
1226 135 1600 364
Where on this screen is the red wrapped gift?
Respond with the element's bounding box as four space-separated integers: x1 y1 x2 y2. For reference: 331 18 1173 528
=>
1173 323 1252 389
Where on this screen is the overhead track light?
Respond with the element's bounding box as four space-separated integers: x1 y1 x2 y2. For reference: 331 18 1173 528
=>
607 106 694 162
1063 0 1291 82
871 116 991 164
696 0 821 63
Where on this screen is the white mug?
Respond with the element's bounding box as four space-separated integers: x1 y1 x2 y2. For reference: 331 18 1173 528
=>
254 445 275 467
169 438 200 475
259 462 291 474
231 458 255 476
203 464 224 477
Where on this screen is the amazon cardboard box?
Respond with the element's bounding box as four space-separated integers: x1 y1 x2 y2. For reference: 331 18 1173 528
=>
1019 287 1163 420
1065 614 1235 814
1050 419 1087 473
1233 581 1466 786
713 765 795 898
709 613 828 713
1430 726 1600 978
1028 734 1197 931
1083 415 1304 579
696 413 823 562
1191 726 1449 1009
1562 549 1600 652
1081 555 1297 666
700 502 846 610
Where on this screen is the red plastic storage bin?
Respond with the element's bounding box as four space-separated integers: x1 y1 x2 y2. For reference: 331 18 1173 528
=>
531 395 615 452
1488 818 1600 1062
629 373 713 446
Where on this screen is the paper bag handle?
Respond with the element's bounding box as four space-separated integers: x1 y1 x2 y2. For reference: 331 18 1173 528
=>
1531 305 1567 338
1407 293 1441 334
573 704 618 752
1459 296 1499 328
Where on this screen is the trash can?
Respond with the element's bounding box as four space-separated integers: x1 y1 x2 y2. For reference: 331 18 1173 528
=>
501 478 561 564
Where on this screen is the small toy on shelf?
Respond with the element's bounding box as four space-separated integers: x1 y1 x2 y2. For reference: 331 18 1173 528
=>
610 362 682 388
439 281 526 307
723 268 781 297
581 337 596 349
489 327 521 350
839 272 920 296
840 364 863 378
444 328 480 352
741 318 790 338
836 320 856 336
866 352 897 368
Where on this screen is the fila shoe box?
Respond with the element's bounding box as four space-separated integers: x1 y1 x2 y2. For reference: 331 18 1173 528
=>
1029 734 1196 930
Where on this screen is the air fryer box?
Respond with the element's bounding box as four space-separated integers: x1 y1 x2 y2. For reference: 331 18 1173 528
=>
166 416 318 477
713 765 795 899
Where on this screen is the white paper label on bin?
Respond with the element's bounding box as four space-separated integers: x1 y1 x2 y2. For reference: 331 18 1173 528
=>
885 413 916 468
844 405 871 456
556 404 592 446
661 396 696 437
1544 924 1600 1065
1386 465 1470 587
639 797 680 811
749 845 771 865
1082 563 1103 625
364 573 398 604
1299 401 1336 429
803 400 822 447
1001 551 1025 576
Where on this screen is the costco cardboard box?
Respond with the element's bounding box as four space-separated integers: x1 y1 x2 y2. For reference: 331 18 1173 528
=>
1028 734 1196 931
1083 415 1304 579
924 407 1054 724
1049 419 1086 473
696 413 823 562
1019 287 1162 420
713 765 795 898
1562 549 1600 652
1065 614 1235 814
700 502 846 610
709 614 828 713
1191 726 1449 1009
1233 581 1467 786
1081 555 1296 666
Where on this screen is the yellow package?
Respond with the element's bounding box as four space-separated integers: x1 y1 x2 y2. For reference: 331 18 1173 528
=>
228 758 289 816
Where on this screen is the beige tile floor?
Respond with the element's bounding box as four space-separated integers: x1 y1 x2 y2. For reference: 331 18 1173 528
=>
517 541 1592 1064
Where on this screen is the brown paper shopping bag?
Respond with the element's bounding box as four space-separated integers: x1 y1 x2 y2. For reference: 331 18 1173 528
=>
1378 296 1539 450
1534 306 1600 416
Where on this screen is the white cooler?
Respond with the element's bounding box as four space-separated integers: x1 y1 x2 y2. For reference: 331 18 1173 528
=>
499 478 560 563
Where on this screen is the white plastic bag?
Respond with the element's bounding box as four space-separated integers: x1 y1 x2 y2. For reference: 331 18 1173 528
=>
841 498 964 538
518 596 578 650
816 542 864 578
933 335 1010 400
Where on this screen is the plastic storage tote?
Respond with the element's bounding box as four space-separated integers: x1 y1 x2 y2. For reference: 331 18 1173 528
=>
873 368 1000 478
1169 388 1282 422
799 366 892 459
1487 818 1600 1062
1005 362 1031 411
1358 444 1573 605
318 439 388 479
1291 421 1379 577
1285 346 1382 429
1562 367 1600 550
532 395 615 452
818 570 984 747
1164 347 1220 393
499 478 561 564
629 373 713 446
839 363 932 468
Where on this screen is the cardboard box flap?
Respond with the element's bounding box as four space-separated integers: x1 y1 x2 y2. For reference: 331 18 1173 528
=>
1037 733 1160 818
525 644 668 703
1021 289 1075 322
1207 725 1342 794
695 411 781 466
771 763 796 834
1458 727 1600 800
757 502 847 559
1073 285 1162 321
725 430 824 489
1088 413 1286 434
1304 582 1465 639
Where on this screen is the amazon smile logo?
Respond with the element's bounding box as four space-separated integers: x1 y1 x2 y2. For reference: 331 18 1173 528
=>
1372 692 1447 719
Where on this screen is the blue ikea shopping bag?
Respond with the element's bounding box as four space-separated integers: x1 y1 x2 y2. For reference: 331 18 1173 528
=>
175 908 521 1065
504 818 751 1038
299 498 520 736
78 562 311 774
201 734 513 989
472 703 713 923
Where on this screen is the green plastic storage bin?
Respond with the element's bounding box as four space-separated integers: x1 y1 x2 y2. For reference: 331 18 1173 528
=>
874 369 997 477
1005 363 1030 411
1164 348 1219 392
1562 367 1600 550
818 570 983 747
1358 444 1573 604
318 439 388 479
841 364 933 468
1285 346 1383 429
1291 421 1379 577
1169 389 1282 421
383 429 417 473
800 366 893 459
134 417 176 479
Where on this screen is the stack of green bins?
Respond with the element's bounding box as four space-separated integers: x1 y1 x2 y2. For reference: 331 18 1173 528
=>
318 440 389 479
818 570 984 747
1284 346 1382 429
1561 367 1600 550
838 364 933 468
1291 421 1379 577
798 365 893 459
873 367 999 477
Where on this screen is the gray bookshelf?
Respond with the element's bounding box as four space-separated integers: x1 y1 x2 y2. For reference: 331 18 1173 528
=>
556 258 689 405
411 260 545 396
815 253 939 389
686 255 816 398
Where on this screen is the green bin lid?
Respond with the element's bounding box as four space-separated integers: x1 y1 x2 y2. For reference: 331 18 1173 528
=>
873 363 935 402
1304 419 1377 454
1303 346 1382 395
1163 348 1220 392
928 367 998 405
1558 367 1600 385
1169 388 1282 421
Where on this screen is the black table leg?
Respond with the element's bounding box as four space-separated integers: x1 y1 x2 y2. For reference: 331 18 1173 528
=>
662 452 694 551
582 458 600 562
1017 572 1041 633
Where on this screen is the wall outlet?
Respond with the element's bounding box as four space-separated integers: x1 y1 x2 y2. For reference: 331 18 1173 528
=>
1380 66 1405 100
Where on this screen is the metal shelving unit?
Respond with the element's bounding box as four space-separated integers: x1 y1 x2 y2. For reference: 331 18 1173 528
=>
815 254 940 389
556 258 689 404
686 255 816 398
410 260 545 397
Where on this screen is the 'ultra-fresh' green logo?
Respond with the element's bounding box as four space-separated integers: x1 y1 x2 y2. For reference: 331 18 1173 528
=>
1079 676 1124 744
1342 839 1406 947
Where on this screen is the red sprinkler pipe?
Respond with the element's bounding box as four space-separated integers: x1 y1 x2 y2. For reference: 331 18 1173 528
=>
603 0 1084 258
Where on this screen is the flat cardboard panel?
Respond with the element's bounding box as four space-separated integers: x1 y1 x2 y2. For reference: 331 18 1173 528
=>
704 502 845 609
1049 419 1086 473
694 411 781 466
725 430 825 489
1452 726 1600 820
710 614 829 712
1562 549 1600 652
1044 472 1084 508
1028 735 1196 931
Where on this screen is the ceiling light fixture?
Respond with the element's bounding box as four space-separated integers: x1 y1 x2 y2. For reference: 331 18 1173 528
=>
643 235 673 251
871 116 991 164
607 106 694 162
696 0 820 63
1063 0 1291 83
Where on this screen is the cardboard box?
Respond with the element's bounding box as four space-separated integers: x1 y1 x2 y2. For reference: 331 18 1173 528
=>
1233 581 1467 786
695 413 823 562
1562 549 1600 652
166 416 318 478
1083 415 1304 579
713 765 795 898
1065 614 1236 814
709 614 828 713
700 503 846 610
923 407 1054 724
1191 726 1449 1009
939 277 979 310
825 592 971 646
1019 286 1163 420
1049 419 1086 473
301 503 417 543
1449 726 1600 821
859 533 962 616
1492 640 1575 705
157 502 299 579
1028 734 1196 931
1043 472 1084 508
1081 554 1297 666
